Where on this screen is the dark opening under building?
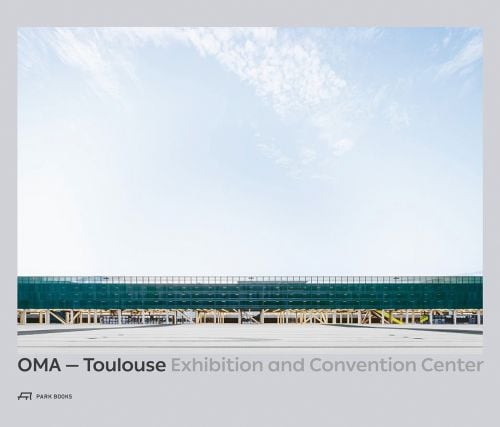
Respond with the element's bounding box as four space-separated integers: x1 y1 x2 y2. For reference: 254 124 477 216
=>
17 275 483 325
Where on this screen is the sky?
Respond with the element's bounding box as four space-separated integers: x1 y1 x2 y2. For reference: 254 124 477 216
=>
17 27 483 276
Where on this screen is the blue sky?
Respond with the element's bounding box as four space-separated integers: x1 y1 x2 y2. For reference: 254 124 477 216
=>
17 27 482 275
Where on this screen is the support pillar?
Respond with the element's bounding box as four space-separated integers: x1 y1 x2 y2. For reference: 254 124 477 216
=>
368 310 372 325
45 309 50 325
20 310 27 325
429 310 433 325
405 310 409 324
453 310 457 325
381 309 385 325
260 309 265 324
141 310 146 324
238 310 242 324
93 310 97 324
333 310 337 324
117 309 122 325
477 310 481 325
69 310 74 324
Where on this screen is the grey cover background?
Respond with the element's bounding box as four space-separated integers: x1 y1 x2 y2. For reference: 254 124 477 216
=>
1 1 499 426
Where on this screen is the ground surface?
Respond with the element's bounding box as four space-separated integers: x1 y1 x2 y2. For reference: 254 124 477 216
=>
17 323 483 354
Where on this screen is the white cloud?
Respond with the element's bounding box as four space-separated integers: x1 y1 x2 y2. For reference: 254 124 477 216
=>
180 28 346 116
21 27 357 180
300 147 317 164
428 43 439 57
21 27 417 179
364 84 411 131
330 138 354 156
18 30 49 75
437 34 483 78
344 27 384 44
442 34 451 47
309 107 358 155
385 102 410 129
257 142 292 167
46 28 123 98
43 27 346 116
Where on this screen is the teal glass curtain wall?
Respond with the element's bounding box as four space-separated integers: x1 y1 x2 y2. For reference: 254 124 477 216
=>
17 276 483 310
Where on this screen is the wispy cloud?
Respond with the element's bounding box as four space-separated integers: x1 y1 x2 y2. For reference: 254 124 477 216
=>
18 29 49 74
19 28 140 100
156 27 347 117
330 138 354 156
437 34 483 78
345 27 384 43
24 27 348 117
442 33 451 47
257 141 292 167
300 147 317 164
206 31 346 116
20 27 421 180
385 102 410 129
50 28 124 98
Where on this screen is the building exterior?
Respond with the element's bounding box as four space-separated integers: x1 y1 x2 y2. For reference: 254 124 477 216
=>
17 275 483 325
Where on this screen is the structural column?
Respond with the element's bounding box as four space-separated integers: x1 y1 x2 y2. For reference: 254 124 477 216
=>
45 309 50 325
429 310 433 325
117 309 122 325
452 310 457 325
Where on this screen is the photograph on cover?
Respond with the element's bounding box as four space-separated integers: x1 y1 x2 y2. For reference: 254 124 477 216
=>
17 27 483 354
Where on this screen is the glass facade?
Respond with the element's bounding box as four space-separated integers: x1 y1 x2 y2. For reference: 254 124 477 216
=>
17 275 483 310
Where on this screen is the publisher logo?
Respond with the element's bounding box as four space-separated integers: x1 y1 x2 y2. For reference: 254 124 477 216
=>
17 392 32 400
